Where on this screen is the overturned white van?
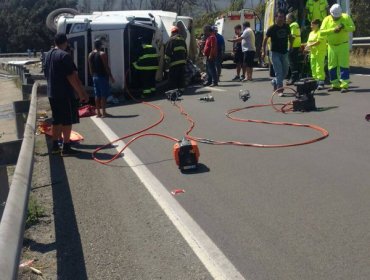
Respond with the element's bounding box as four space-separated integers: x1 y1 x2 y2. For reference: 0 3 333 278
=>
47 9 193 91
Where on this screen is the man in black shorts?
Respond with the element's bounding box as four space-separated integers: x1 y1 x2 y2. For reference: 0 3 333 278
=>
44 33 88 156
228 24 244 81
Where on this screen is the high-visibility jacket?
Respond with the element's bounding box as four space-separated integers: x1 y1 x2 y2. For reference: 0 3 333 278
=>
306 0 328 22
133 44 159 71
290 22 301 48
320 13 355 46
165 34 187 67
307 30 327 57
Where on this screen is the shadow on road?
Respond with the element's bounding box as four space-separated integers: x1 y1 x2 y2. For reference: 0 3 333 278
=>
23 238 56 254
47 139 88 280
316 106 339 112
180 163 210 175
350 66 370 75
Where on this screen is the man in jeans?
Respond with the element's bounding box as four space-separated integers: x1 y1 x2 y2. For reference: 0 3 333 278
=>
202 25 218 87
262 10 292 96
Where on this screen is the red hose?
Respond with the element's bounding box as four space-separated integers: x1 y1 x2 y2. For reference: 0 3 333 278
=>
92 83 329 164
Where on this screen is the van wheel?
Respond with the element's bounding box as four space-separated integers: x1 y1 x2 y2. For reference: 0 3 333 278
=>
46 8 79 33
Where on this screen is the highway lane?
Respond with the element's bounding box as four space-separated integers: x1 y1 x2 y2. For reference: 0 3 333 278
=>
91 67 370 280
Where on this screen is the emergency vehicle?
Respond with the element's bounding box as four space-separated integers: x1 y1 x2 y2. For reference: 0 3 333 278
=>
214 9 262 62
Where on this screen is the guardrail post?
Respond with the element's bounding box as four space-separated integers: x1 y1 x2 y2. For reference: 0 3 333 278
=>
0 166 9 220
13 100 30 139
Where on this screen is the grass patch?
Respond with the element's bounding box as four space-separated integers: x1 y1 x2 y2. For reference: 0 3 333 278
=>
26 195 45 227
350 47 370 67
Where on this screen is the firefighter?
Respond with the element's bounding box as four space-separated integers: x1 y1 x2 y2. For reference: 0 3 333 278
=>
165 26 188 92
133 39 159 98
305 19 327 90
320 4 355 92
286 13 302 85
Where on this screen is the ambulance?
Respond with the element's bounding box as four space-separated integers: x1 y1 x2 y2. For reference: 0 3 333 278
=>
214 9 263 62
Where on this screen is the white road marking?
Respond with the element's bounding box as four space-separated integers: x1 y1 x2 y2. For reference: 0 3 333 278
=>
91 117 246 280
204 86 227 92
353 74 370 77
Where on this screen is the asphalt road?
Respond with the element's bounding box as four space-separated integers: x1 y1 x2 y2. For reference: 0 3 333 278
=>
66 66 370 280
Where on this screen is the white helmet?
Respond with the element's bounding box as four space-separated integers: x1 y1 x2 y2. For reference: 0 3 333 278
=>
330 4 342 18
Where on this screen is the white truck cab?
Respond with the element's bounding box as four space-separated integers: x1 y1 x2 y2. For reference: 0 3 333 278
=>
51 10 191 91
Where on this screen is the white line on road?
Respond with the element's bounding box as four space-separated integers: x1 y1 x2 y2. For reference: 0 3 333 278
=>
91 117 246 280
353 74 370 77
204 86 227 92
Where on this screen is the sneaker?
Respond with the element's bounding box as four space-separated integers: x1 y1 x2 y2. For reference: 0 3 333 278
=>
243 78 253 82
286 80 295 86
61 143 81 157
278 92 285 97
341 88 348 93
240 75 245 81
209 83 218 87
203 82 212 87
271 79 277 91
317 85 324 90
232 75 240 81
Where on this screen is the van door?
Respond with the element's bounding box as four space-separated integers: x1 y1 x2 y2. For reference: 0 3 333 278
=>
68 33 90 86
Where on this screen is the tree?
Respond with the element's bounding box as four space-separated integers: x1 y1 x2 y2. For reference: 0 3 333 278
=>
0 0 78 52
351 0 370 36
149 0 197 15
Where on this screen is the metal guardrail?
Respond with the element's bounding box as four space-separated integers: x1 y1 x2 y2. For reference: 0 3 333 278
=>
352 37 370 47
0 82 38 280
0 53 30 58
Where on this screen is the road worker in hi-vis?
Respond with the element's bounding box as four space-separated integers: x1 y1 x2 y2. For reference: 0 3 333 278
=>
133 38 159 98
286 13 302 85
320 4 355 93
303 0 329 25
305 19 327 90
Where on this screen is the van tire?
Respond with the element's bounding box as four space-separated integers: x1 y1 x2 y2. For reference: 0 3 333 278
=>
46 8 79 33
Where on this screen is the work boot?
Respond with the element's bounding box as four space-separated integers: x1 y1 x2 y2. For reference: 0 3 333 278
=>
328 87 341 92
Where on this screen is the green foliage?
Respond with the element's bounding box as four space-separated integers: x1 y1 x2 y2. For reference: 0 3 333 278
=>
351 0 370 36
193 11 221 36
228 0 244 11
26 195 45 227
0 0 77 52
